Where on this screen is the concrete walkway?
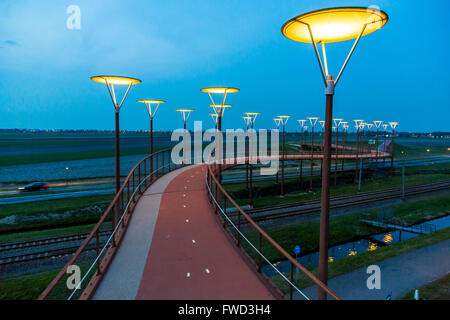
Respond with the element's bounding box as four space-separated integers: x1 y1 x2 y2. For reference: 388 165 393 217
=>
94 165 275 300
295 239 450 300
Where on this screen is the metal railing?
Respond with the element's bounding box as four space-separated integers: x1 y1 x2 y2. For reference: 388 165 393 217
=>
206 161 341 300
38 148 180 300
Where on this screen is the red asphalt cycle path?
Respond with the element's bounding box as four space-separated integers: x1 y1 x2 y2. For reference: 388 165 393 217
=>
135 165 274 300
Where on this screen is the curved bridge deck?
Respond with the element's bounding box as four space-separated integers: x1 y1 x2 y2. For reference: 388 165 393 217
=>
94 165 276 300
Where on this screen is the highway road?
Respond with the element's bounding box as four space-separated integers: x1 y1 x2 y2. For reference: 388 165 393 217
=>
0 156 447 205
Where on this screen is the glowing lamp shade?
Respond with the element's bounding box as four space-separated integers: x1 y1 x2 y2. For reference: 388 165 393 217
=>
137 99 166 104
91 75 141 85
281 7 388 43
209 104 232 108
200 87 240 94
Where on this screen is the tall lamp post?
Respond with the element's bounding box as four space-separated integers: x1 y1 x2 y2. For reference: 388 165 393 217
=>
340 121 349 172
333 118 343 187
244 112 260 207
243 116 253 188
389 122 399 175
137 99 166 176
282 7 388 300
274 118 282 184
297 119 307 181
201 87 239 183
366 123 374 153
353 120 363 184
382 123 388 165
90 75 141 195
176 109 194 165
373 121 383 180
278 116 290 197
307 117 319 191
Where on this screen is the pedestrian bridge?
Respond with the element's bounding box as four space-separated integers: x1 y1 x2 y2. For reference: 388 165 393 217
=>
38 146 388 300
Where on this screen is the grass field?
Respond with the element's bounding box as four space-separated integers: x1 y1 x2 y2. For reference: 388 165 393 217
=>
0 194 113 234
401 274 450 300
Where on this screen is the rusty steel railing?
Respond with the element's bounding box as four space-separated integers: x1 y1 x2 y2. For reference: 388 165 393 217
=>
205 161 341 300
38 148 180 300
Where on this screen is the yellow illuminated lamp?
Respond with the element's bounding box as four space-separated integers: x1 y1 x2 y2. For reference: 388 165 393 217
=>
91 75 141 110
298 119 307 128
319 120 325 129
282 7 388 44
209 104 232 117
201 87 239 120
333 118 343 127
389 122 399 130
278 115 291 126
244 112 260 126
307 116 319 127
273 118 282 129
373 120 383 128
282 7 388 87
137 99 166 119
175 109 194 124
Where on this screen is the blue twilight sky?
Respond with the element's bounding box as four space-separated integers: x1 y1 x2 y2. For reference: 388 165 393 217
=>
0 0 449 132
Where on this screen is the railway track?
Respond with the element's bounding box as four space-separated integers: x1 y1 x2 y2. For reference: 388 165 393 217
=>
233 180 450 223
0 230 111 266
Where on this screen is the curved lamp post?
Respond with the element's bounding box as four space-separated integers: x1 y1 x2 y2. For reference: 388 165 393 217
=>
389 122 399 174
201 87 239 182
277 116 290 196
282 6 388 299
244 112 260 207
176 109 194 165
297 120 307 181
307 117 319 191
90 75 141 195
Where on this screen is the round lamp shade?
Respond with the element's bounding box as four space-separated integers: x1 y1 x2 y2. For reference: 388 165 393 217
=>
201 87 240 94
137 99 166 104
91 75 141 85
282 7 388 43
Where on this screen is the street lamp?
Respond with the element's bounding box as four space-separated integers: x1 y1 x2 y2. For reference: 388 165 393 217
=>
137 99 166 176
382 123 389 165
297 119 307 181
373 120 383 180
340 121 349 172
175 109 194 165
333 118 343 187
201 87 239 182
65 167 69 186
282 6 388 300
353 120 363 184
90 75 141 195
307 117 319 191
274 118 282 184
389 122 399 174
244 112 260 207
277 116 290 197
